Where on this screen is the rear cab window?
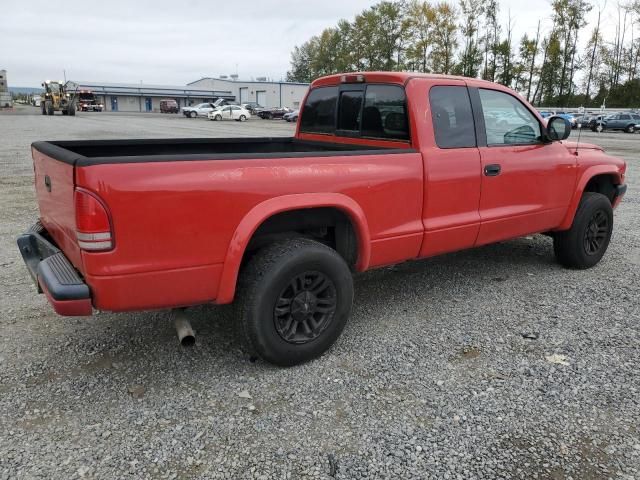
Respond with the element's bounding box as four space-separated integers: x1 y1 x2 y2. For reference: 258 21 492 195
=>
429 86 476 148
300 84 409 141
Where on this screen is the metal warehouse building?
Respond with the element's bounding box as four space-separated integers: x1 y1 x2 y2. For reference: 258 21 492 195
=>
72 78 310 113
188 77 309 110
72 82 236 112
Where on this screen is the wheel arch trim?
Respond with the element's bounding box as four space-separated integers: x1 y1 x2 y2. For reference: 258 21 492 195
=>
215 193 371 304
557 166 623 230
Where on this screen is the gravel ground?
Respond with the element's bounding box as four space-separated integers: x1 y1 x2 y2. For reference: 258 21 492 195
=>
1 106 638 479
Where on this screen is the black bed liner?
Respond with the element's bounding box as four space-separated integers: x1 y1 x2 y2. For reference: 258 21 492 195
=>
32 137 415 166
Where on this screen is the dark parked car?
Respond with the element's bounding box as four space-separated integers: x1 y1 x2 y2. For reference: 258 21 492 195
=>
160 99 179 113
258 107 290 119
241 102 264 115
591 113 640 133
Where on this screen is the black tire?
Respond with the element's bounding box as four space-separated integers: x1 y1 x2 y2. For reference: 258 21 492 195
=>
236 238 354 366
239 114 247 122
625 124 635 133
553 192 613 269
189 111 197 118
68 104 76 116
41 103 46 115
46 101 54 116
215 114 222 121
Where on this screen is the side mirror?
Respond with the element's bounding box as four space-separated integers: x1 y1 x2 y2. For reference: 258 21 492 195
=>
547 116 571 141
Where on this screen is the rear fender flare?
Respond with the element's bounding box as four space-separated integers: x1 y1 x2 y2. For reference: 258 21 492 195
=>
215 193 371 304
557 166 623 231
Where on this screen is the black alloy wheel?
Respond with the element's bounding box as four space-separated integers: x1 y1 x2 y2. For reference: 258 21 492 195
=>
554 192 613 269
274 271 337 344
583 209 609 255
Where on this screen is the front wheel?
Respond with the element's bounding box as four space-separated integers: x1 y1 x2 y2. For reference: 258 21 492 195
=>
236 238 354 366
553 192 613 269
239 115 247 122
625 124 635 133
596 124 605 133
215 114 222 121
189 111 197 118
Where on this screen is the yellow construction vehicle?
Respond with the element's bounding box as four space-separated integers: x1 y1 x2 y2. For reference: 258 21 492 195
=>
40 80 77 116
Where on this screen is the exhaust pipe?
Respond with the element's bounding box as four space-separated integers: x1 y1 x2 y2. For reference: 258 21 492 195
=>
172 309 195 347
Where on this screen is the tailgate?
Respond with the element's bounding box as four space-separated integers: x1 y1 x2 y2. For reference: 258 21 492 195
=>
32 145 84 272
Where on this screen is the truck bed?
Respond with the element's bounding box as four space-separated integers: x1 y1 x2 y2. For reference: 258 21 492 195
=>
33 137 410 165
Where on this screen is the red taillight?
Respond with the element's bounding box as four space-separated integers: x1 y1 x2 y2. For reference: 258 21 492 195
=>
74 188 113 251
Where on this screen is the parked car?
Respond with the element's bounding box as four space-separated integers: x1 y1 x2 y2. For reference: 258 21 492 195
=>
258 107 290 119
591 112 640 133
160 99 179 113
18 72 627 366
573 115 593 128
241 102 264 115
207 105 251 121
538 111 553 118
181 103 216 118
283 109 299 122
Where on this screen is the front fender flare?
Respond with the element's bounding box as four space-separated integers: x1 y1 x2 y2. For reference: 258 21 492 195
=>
215 193 371 304
556 166 623 231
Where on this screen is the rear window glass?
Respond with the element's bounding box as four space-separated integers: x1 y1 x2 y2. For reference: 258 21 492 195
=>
300 86 338 134
300 84 409 141
338 91 363 132
429 86 476 148
362 85 409 140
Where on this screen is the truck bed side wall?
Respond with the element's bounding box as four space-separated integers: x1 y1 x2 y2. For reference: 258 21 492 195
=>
76 153 424 310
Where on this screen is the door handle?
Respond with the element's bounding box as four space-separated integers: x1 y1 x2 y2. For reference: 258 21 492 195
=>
44 175 52 192
484 164 501 176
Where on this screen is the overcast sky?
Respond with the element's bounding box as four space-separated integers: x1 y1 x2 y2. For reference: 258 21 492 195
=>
2 0 619 87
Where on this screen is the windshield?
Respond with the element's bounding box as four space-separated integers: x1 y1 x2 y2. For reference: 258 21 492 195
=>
47 83 61 93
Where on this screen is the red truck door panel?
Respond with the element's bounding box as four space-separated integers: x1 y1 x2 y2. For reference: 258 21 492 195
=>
406 79 482 257
471 88 576 245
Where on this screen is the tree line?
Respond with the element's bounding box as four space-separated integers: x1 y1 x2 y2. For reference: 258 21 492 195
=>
286 0 640 108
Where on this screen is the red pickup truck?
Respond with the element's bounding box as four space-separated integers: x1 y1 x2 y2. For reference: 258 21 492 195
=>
18 72 627 366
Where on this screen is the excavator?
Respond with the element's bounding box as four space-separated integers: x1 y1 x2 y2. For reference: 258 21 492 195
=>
40 80 78 116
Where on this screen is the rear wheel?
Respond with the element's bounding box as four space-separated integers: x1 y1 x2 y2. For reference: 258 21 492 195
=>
236 238 354 366
239 114 247 122
553 192 613 269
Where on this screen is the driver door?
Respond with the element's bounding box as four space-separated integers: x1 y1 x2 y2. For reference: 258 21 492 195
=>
473 87 577 245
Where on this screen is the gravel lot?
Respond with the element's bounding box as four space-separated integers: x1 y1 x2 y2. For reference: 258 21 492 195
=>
1 106 638 479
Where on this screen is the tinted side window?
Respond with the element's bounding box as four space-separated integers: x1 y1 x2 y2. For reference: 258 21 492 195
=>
362 85 409 140
633 115 640 120
300 86 338 134
479 89 541 146
338 91 364 131
619 114 631 120
429 86 476 148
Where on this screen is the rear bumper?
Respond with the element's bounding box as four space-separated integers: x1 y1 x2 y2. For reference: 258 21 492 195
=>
17 222 92 316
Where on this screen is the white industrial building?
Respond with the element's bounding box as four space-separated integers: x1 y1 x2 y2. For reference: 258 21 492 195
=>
187 77 310 110
71 77 310 113
72 81 236 112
